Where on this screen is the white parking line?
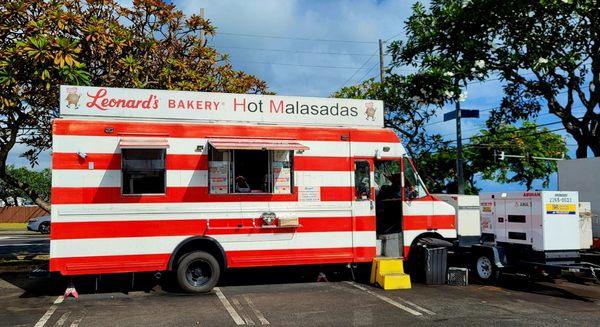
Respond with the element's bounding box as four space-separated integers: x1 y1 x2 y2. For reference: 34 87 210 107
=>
69 316 83 327
243 295 270 325
395 297 435 315
53 312 71 326
214 287 246 325
232 298 255 325
34 296 64 327
344 282 423 316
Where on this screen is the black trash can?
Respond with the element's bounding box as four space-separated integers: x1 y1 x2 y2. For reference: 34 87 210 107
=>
422 246 447 285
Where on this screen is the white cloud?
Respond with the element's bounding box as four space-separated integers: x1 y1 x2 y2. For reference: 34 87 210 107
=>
176 0 414 96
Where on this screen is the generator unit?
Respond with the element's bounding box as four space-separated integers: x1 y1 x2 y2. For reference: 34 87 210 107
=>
480 191 580 262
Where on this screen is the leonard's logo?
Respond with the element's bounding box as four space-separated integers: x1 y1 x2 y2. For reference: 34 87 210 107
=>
365 102 377 121
65 87 81 109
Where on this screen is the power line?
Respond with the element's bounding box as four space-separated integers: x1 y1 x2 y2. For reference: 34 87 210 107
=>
217 32 377 44
427 126 568 155
233 60 376 70
218 45 376 57
446 120 567 144
338 50 378 89
356 62 380 84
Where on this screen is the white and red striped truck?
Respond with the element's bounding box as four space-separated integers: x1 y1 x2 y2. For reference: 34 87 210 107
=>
50 85 456 292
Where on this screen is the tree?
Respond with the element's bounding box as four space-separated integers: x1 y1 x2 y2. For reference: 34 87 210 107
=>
417 141 481 194
0 0 268 211
333 77 442 160
0 166 51 207
470 122 568 191
390 0 600 158
419 122 568 193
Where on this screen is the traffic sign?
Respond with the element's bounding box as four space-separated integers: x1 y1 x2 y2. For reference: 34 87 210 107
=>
443 109 480 122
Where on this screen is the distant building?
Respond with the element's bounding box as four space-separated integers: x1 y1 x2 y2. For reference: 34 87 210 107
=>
558 157 600 237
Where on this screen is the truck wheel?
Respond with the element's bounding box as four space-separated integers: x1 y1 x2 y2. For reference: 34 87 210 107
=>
176 251 220 293
474 254 499 282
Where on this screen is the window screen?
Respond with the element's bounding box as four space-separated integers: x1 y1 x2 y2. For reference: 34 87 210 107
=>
122 149 166 195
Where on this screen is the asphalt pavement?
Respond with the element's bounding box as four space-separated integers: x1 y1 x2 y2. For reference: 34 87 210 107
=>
0 232 49 259
1 232 600 326
1 271 600 327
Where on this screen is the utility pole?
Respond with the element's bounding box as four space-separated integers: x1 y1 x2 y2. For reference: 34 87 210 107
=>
455 78 465 194
378 39 385 84
199 8 205 45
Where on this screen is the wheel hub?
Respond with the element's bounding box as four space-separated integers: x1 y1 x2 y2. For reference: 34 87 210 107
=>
185 259 212 287
477 256 493 279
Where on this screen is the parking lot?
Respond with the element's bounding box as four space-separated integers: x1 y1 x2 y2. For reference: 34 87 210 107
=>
2 264 600 327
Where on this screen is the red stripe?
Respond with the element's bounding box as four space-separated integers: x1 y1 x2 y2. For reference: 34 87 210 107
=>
50 216 375 239
51 186 354 204
52 153 120 170
50 254 170 275
49 247 377 275
294 156 351 171
403 214 455 230
226 247 376 267
52 153 208 170
53 153 363 171
54 119 400 143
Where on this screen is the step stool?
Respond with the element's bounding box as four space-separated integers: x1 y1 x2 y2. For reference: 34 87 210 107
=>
370 257 411 290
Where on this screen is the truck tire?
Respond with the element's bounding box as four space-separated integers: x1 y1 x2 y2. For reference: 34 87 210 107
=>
474 254 499 282
38 222 50 234
176 251 220 293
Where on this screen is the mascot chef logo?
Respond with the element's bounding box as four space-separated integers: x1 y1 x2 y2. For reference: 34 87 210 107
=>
365 102 377 121
65 87 81 109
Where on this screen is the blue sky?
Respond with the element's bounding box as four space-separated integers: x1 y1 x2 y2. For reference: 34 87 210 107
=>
9 0 583 192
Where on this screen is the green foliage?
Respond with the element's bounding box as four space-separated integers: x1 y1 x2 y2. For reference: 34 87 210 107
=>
392 0 600 158
471 122 568 190
333 78 441 159
0 166 51 206
0 0 269 210
419 122 568 193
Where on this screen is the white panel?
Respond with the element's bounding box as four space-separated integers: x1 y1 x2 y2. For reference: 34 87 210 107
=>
295 171 352 187
402 229 457 246
52 202 358 222
50 235 190 258
350 142 405 158
52 170 208 188
50 231 375 258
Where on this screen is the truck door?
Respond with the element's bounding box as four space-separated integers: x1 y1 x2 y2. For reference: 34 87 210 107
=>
494 200 507 243
353 160 375 259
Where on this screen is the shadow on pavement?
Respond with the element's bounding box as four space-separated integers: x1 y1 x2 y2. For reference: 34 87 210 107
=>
1 263 599 302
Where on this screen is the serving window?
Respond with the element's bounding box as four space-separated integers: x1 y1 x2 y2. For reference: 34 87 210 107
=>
209 148 293 194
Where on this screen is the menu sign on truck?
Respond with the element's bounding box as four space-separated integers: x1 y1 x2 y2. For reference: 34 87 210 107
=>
60 85 384 128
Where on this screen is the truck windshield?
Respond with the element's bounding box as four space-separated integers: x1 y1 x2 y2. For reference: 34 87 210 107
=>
403 156 428 199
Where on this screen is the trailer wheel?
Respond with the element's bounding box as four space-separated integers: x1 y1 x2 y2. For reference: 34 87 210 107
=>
176 251 220 293
474 254 499 282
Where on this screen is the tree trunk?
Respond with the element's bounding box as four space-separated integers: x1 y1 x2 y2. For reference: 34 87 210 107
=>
0 172 51 213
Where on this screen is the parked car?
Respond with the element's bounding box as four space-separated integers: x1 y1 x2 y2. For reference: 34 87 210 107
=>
27 215 51 234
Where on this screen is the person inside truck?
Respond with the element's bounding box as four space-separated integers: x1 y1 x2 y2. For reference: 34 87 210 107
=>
235 176 251 193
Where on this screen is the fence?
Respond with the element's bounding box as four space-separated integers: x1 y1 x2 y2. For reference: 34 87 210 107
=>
0 206 48 223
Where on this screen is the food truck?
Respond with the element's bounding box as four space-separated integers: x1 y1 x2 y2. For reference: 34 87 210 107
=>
50 85 456 292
